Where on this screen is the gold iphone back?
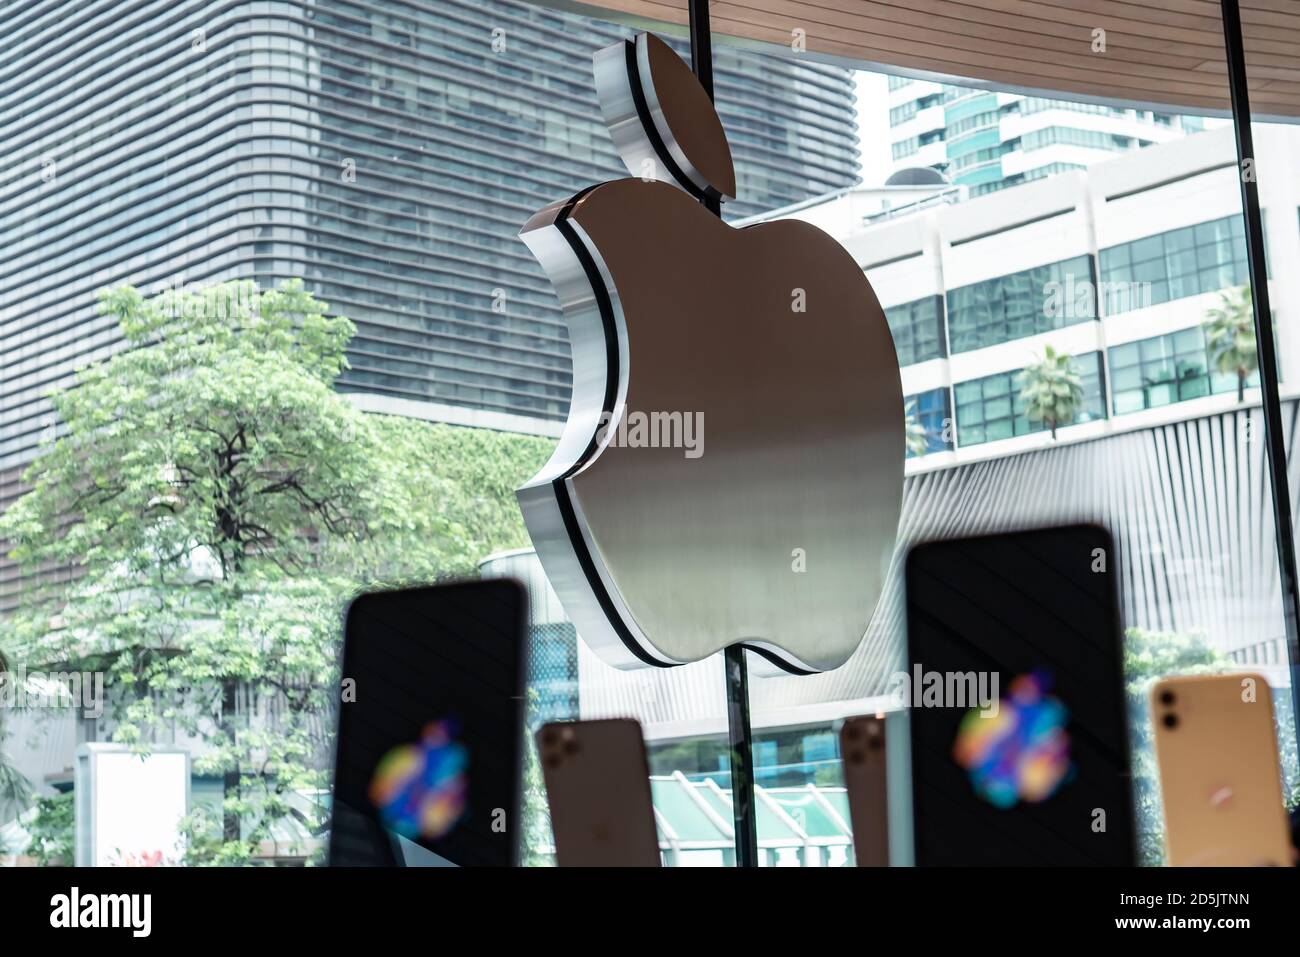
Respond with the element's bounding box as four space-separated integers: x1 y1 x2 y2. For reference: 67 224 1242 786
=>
536 718 661 867
840 715 889 866
1151 673 1291 866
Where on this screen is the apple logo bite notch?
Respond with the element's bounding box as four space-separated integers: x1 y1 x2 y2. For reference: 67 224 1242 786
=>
517 32 904 675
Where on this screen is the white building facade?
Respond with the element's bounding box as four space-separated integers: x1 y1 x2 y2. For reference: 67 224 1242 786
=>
887 76 1204 197
843 124 1300 474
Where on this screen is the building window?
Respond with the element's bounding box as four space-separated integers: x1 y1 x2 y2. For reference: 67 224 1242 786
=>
889 102 918 125
886 295 946 366
1108 327 1258 414
1022 162 1086 183
801 732 836 765
1018 98 1127 118
946 255 1096 353
954 352 1105 446
946 110 998 138
906 387 953 457
887 74 912 91
952 143 1009 172
527 622 579 724
892 137 919 160
889 93 940 125
1098 216 1248 314
1019 127 1135 152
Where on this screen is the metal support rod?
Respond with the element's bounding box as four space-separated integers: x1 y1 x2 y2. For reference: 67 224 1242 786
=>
723 645 759 867
687 0 758 868
1219 0 1300 725
688 0 723 220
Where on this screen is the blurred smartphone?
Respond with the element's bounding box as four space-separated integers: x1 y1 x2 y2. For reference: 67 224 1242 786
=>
328 579 527 867
905 524 1135 865
536 718 660 867
1151 673 1292 866
839 715 889 866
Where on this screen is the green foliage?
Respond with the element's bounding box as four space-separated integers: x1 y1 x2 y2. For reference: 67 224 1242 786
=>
367 417 551 572
1017 345 1084 439
0 756 32 827
904 400 929 458
1203 284 1258 402
0 280 553 864
25 791 74 866
520 689 555 867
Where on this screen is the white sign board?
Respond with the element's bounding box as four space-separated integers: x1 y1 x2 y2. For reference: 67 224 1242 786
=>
75 744 189 867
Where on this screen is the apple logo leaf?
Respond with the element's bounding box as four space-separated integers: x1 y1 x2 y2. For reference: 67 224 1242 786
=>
595 31 736 202
517 33 903 675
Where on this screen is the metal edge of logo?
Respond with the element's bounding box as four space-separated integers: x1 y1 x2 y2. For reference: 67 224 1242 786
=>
546 194 824 676
624 37 722 204
526 189 680 669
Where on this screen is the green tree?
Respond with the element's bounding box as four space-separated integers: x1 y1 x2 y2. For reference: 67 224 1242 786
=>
1017 345 1083 439
0 750 30 828
371 417 552 565
0 280 550 864
904 400 929 457
23 791 74 866
1204 284 1258 403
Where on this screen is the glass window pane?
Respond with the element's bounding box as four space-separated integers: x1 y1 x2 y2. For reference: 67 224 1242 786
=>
18 0 1290 877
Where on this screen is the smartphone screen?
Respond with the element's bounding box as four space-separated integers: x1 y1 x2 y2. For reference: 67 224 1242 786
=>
905 525 1135 865
328 579 527 867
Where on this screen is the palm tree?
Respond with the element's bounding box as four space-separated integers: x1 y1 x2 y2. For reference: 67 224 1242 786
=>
1017 345 1084 440
0 648 34 828
904 400 930 457
0 760 31 825
1204 284 1257 403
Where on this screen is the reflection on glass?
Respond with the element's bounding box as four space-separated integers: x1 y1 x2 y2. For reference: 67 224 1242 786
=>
2 0 1297 872
714 35 1298 867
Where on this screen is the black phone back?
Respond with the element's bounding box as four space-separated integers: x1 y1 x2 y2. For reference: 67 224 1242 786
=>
328 579 527 867
905 524 1135 865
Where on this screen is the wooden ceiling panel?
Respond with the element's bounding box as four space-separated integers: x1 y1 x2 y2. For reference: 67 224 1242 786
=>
557 0 1300 119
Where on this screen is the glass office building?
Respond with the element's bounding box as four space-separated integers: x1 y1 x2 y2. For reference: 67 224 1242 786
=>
0 0 858 613
0 0 859 472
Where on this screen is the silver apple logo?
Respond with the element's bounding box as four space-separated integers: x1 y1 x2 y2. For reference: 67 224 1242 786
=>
518 33 903 674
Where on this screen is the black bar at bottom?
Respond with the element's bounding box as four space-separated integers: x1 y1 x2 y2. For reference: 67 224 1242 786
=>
1219 0 1300 726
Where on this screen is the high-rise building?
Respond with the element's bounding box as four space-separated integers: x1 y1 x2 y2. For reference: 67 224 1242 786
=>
0 0 860 477
886 77 1201 196
0 0 860 612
